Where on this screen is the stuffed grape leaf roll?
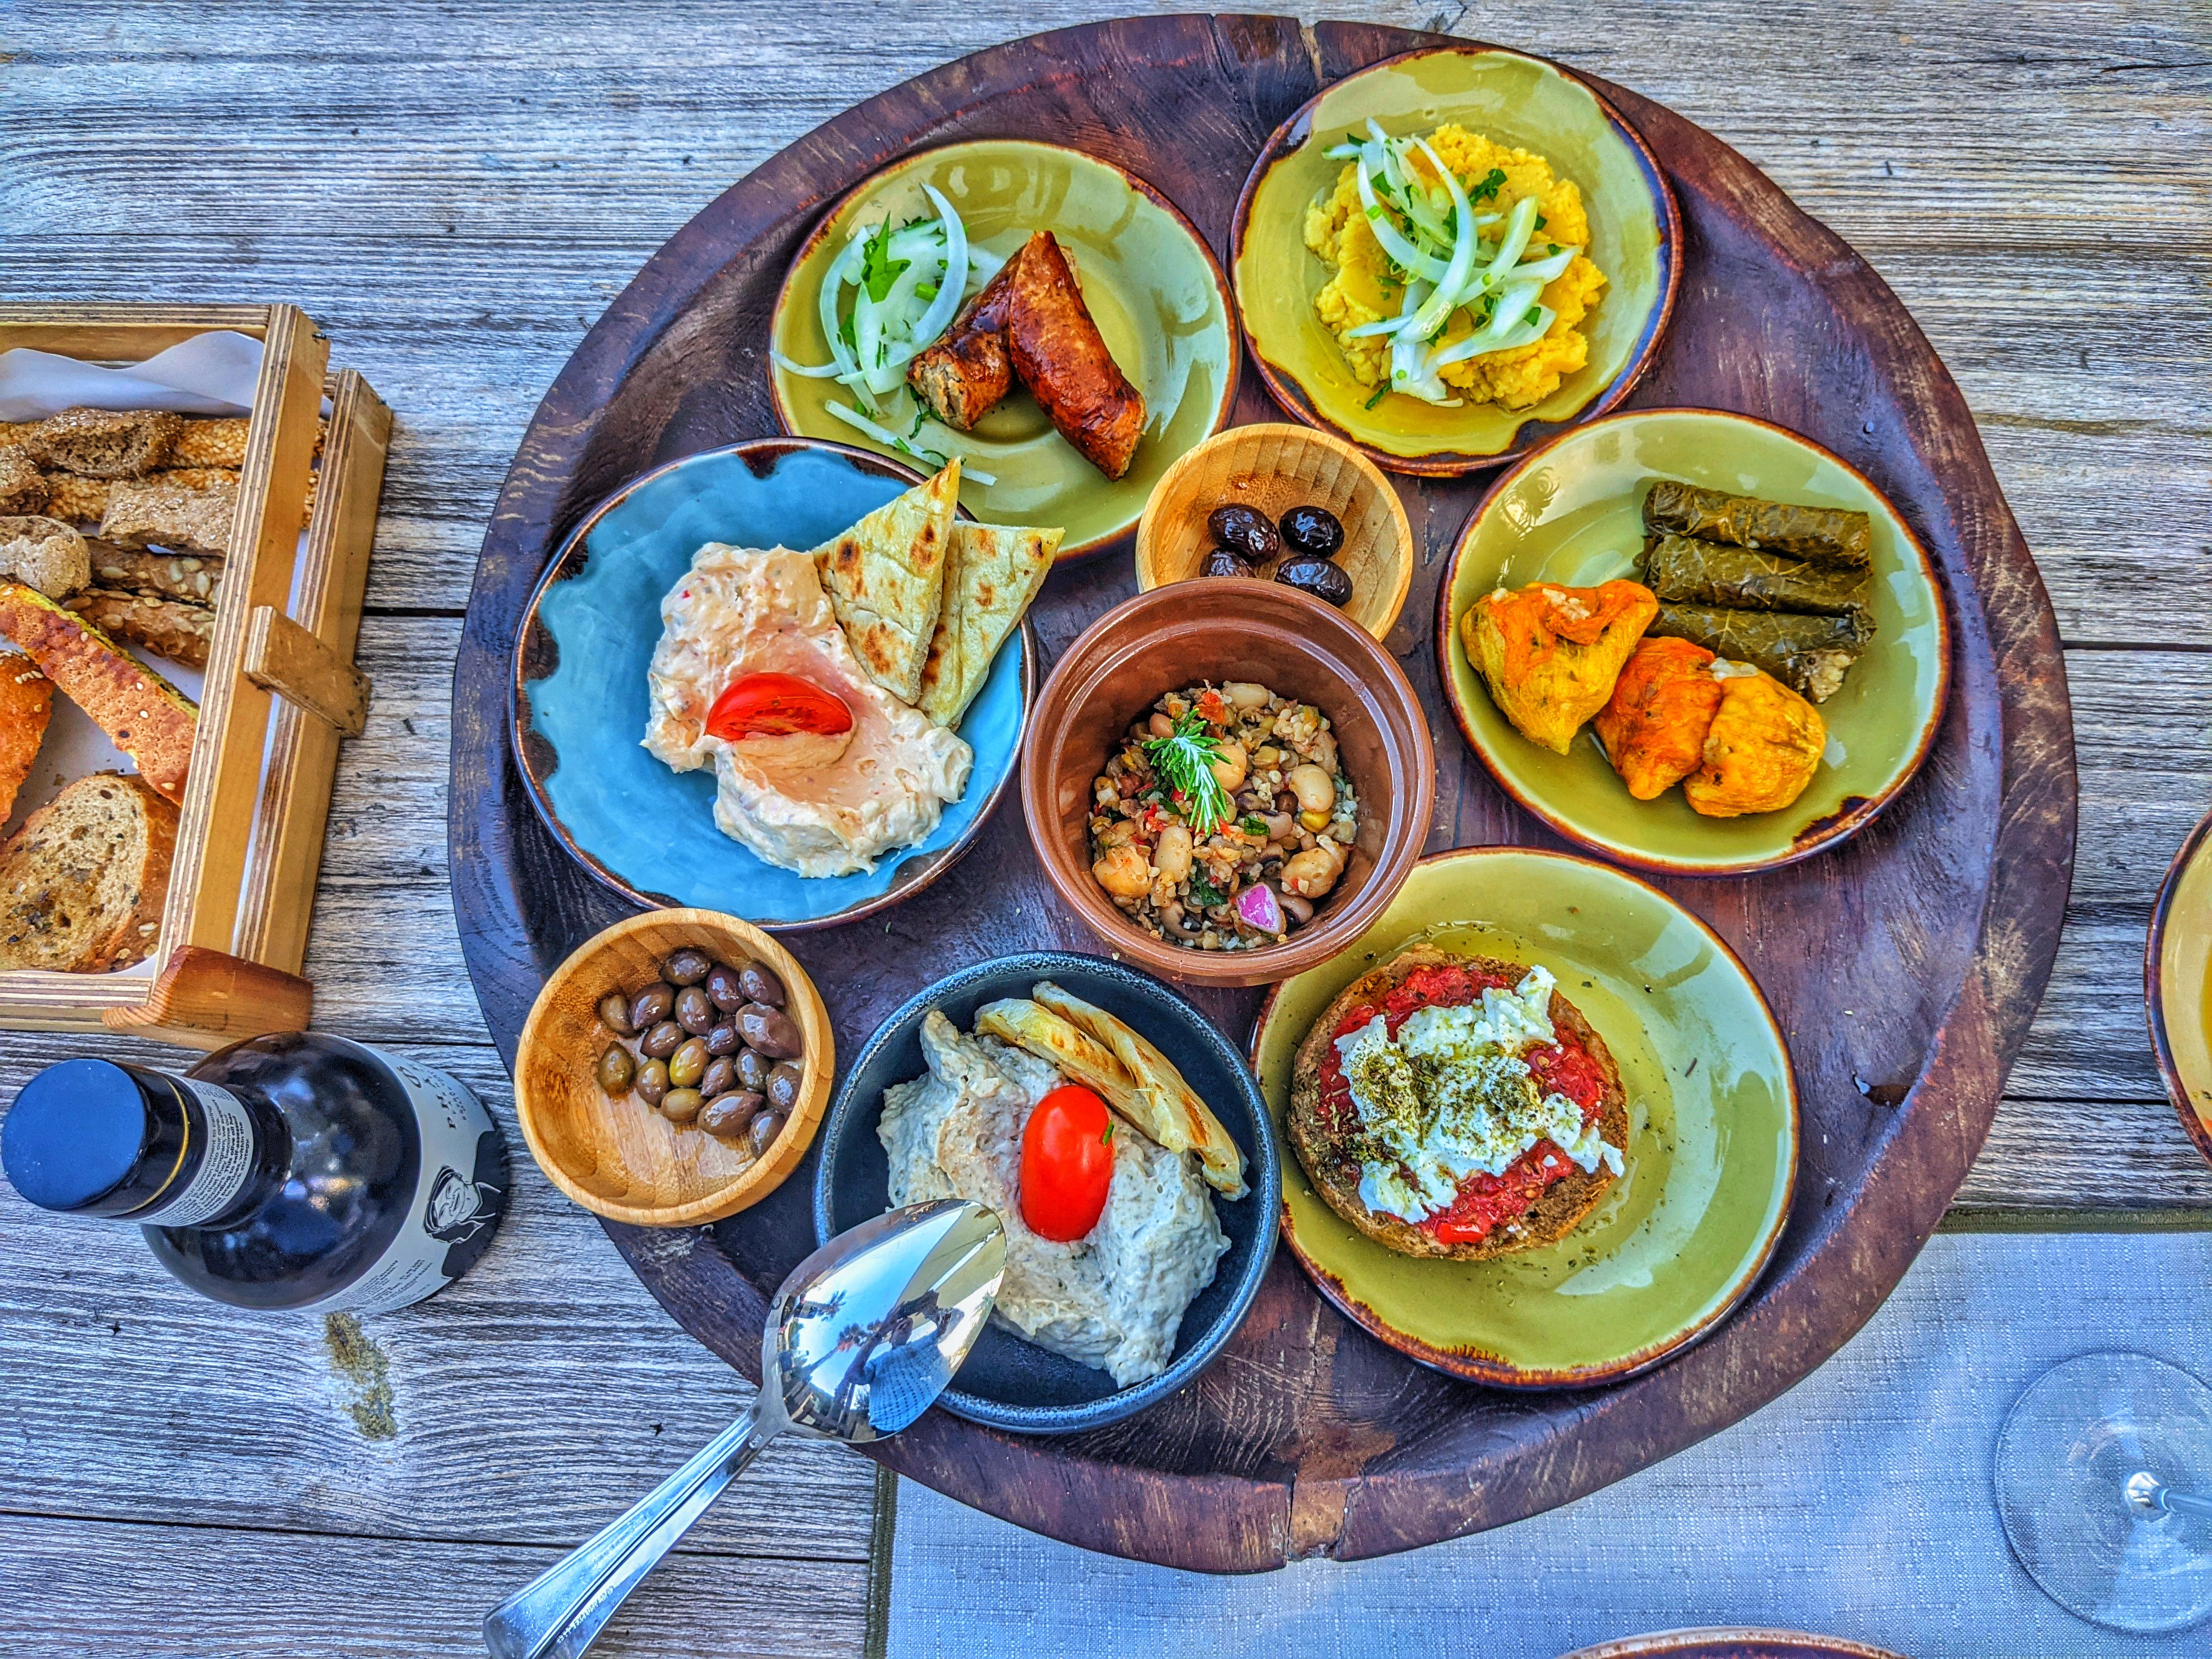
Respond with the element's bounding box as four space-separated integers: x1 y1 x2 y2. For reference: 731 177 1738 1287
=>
1643 480 1872 570
1647 603 1869 704
1641 534 1872 618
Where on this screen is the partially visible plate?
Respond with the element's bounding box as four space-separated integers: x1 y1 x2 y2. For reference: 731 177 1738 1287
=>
1232 45 1678 475
1251 846 1797 1387
1560 1630 1908 1659
2148 804 2212 1167
511 438 1031 930
770 138 1239 558
1437 408 1953 876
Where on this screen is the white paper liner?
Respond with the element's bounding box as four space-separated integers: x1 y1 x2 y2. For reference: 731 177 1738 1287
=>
0 330 263 421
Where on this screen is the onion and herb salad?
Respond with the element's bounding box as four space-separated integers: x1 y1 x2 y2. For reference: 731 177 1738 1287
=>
772 187 1006 482
1318 119 1587 407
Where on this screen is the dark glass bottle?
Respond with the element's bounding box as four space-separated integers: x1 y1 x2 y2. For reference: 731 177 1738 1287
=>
2 1032 508 1313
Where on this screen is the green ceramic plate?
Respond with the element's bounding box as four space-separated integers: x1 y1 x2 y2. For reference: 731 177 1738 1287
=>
1251 847 1798 1387
1438 408 1954 875
1231 46 1679 475
769 139 1238 558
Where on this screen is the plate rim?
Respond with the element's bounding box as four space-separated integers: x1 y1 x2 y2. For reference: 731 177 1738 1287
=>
1249 842 1801 1389
1434 404 1957 877
2146 803 2212 1167
765 133 1243 561
1558 1628 1911 1659
1227 41 1683 477
507 435 1036 933
808 947 1284 1434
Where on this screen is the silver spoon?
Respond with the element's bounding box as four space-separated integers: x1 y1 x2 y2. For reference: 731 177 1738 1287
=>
482 1199 1006 1659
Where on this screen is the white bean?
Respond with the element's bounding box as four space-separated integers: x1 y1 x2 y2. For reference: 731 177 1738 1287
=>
1154 824 1193 881
1148 712 1176 739
1208 739 1248 792
1092 844 1154 898
1282 843 1347 898
1286 763 1336 814
1223 681 1272 710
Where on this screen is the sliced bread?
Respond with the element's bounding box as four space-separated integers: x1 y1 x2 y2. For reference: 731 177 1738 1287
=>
27 408 182 478
100 477 239 558
0 772 178 973
0 516 90 599
0 653 53 822
0 582 199 804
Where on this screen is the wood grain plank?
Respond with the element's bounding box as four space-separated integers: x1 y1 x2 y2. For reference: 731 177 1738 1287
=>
0 1513 867 1659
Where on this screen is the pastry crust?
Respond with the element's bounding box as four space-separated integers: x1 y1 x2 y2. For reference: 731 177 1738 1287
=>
1288 945 1628 1261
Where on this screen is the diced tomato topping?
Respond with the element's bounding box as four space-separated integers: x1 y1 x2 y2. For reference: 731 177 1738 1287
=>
1195 689 1229 726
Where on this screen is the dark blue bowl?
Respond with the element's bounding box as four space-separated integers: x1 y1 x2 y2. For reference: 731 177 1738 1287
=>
812 951 1280 1435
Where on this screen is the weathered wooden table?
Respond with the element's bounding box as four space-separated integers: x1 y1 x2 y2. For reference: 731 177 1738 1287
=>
1 3 2205 1653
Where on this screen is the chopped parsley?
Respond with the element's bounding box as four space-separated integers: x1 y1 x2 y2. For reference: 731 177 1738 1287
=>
1187 873 1226 909
1470 167 1507 203
1239 813 1269 835
1364 383 1391 409
859 221 912 302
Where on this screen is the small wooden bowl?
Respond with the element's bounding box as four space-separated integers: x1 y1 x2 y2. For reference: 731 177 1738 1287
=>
1133 422 1414 640
515 908 834 1227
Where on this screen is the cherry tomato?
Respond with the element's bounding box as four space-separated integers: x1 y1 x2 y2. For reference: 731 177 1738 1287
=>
1018 1085 1116 1242
706 673 854 742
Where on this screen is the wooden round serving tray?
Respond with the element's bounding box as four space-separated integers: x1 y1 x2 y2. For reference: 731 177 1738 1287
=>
451 16 2076 1571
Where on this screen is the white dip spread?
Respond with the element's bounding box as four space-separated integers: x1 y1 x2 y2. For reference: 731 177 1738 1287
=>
1335 963 1626 1224
879 1011 1228 1387
643 544 972 877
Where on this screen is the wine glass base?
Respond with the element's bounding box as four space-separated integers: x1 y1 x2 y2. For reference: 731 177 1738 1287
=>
1995 1351 2212 1634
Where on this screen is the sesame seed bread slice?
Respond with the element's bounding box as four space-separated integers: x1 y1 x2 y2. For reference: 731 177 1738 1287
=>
0 772 178 973
0 653 54 822
1288 945 1628 1262
0 582 199 804
26 409 182 479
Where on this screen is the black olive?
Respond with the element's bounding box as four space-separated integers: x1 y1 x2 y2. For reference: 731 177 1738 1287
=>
704 1019 741 1057
739 1003 804 1059
699 1091 764 1138
1198 546 1255 579
629 982 675 1032
766 1061 805 1113
699 1054 738 1102
1279 504 1345 560
735 1047 771 1092
662 948 713 986
749 1111 788 1156
1206 504 1279 562
674 985 716 1035
704 962 747 1012
639 1020 686 1060
737 961 787 1008
1277 555 1354 607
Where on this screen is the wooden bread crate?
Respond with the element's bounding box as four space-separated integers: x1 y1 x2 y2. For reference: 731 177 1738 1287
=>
0 304 390 1048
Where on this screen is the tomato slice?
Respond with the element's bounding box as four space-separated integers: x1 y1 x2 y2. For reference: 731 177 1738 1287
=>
1018 1085 1116 1243
706 673 854 741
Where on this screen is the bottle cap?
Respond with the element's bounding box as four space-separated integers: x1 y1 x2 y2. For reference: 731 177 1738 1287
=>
2 1058 179 1214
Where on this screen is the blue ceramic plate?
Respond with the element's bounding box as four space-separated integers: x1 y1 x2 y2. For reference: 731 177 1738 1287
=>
511 439 1035 929
813 952 1281 1435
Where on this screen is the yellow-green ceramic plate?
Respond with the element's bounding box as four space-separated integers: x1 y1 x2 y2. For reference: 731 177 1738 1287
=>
1251 847 1798 1387
2148 805 2212 1169
1231 46 1678 475
770 139 1238 558
1438 408 1953 876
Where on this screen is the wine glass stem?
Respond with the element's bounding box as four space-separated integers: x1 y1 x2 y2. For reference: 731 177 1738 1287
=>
2130 1472 2212 1521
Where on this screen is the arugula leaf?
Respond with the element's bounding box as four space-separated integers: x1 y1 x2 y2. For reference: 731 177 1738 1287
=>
860 223 911 303
1187 873 1225 908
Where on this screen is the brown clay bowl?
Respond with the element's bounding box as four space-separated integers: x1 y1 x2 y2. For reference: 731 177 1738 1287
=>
1133 422 1415 641
2147 804 2212 1167
515 907 834 1226
1021 579 1435 988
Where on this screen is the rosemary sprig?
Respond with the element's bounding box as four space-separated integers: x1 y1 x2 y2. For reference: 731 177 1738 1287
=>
1141 709 1234 836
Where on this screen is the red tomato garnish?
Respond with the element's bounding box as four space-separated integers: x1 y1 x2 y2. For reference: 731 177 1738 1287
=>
1019 1085 1116 1242
705 673 854 742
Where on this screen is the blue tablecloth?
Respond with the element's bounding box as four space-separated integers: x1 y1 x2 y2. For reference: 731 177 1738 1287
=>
884 1229 2212 1657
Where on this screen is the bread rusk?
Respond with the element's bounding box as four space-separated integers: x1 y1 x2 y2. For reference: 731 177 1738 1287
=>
87 544 223 605
0 772 178 972
26 408 181 478
1288 945 1628 1261
65 590 215 669
0 516 90 600
167 417 249 471
99 477 239 558
38 472 110 526
0 653 54 822
0 448 47 515
0 583 198 804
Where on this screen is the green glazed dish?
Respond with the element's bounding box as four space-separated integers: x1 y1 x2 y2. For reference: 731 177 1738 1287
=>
1232 46 1678 475
1438 408 1953 875
1251 847 1798 1387
769 139 1238 558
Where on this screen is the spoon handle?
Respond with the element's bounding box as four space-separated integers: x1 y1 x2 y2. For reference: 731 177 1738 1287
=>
483 1404 781 1659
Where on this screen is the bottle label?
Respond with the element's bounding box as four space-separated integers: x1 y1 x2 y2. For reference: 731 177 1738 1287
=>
135 1079 258 1227
304 1048 510 1316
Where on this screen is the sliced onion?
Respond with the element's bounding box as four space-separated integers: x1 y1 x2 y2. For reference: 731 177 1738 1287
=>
1400 136 1483 341
823 399 998 486
1354 145 1450 284
1501 244 1577 286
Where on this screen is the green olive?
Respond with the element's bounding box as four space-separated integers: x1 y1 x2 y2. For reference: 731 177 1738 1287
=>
660 1086 704 1124
667 1036 709 1090
596 1043 636 1096
597 992 637 1036
634 1058 670 1108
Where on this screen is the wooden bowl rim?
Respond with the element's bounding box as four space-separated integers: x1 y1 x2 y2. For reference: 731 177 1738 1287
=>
1018 577 1437 988
1131 420 1415 640
514 906 836 1226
